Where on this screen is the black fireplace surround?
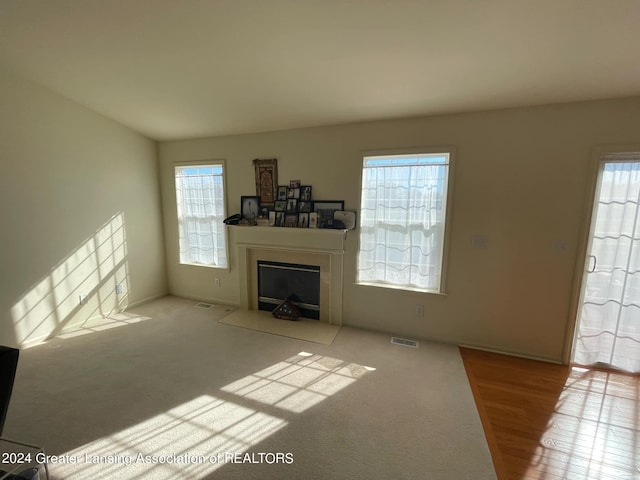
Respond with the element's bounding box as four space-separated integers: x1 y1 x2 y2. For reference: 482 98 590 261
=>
258 260 321 319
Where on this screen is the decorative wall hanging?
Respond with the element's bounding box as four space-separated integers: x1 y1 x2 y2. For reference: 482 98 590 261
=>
254 158 278 206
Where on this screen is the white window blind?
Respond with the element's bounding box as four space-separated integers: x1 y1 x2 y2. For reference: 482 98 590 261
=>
175 164 227 267
357 152 451 292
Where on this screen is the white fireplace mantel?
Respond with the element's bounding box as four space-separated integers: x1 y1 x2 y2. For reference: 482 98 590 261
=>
230 226 346 325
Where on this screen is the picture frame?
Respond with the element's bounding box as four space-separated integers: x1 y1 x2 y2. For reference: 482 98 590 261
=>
286 198 298 213
277 186 288 201
313 200 344 212
313 200 344 228
289 180 301 189
254 158 278 206
309 212 318 228
275 211 284 227
274 200 287 212
284 214 298 228
298 200 312 213
268 211 276 226
241 196 261 222
259 206 270 219
298 212 309 228
300 186 312 201
316 209 334 229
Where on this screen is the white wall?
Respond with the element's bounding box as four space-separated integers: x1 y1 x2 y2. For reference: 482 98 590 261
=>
158 96 640 363
0 68 168 348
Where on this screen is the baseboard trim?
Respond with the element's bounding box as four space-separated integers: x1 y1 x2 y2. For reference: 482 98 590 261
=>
21 312 109 350
126 293 170 309
458 343 565 365
21 334 50 350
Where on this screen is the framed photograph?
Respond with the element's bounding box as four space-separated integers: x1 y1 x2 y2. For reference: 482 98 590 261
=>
284 214 298 228
298 200 312 213
298 212 309 228
241 196 261 222
286 198 298 213
313 200 344 212
275 211 284 227
309 212 318 228
314 200 344 228
254 158 278 206
274 200 287 212
289 180 301 188
277 186 288 201
317 209 334 228
268 211 276 226
259 206 270 219
301 186 312 201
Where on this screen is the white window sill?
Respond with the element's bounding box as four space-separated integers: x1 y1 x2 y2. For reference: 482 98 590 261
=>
355 281 447 296
179 262 228 270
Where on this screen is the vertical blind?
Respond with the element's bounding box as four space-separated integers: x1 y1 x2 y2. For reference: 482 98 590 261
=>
574 159 640 372
357 153 450 292
175 165 227 267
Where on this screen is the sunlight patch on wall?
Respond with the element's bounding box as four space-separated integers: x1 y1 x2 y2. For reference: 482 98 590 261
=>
51 395 287 480
11 276 58 347
11 213 131 347
222 352 375 413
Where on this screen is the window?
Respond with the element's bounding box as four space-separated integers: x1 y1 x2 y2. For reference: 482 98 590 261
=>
357 151 452 293
175 163 227 267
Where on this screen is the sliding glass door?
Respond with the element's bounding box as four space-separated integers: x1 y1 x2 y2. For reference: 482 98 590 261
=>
573 155 640 373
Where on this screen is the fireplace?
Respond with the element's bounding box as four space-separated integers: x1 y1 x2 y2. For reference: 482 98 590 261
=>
258 260 321 319
232 226 346 325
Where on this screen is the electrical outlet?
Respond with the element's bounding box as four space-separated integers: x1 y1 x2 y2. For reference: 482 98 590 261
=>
79 294 88 305
415 305 424 317
214 278 221 287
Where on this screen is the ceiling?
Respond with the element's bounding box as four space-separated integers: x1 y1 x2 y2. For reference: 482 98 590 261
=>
1 0 639 141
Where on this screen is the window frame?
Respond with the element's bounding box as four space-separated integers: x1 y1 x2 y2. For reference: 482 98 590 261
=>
356 146 456 295
173 159 229 269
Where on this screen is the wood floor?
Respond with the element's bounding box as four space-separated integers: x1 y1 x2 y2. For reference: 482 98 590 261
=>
460 347 640 480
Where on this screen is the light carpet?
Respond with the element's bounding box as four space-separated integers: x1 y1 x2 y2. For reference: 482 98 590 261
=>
219 309 341 345
5 296 496 480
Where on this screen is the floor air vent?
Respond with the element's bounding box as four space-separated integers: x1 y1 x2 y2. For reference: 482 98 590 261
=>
391 337 419 348
194 302 213 309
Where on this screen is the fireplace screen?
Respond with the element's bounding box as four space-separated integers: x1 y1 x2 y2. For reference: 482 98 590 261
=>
257 260 320 319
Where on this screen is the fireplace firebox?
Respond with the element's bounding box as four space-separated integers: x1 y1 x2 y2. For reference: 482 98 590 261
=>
257 260 320 319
